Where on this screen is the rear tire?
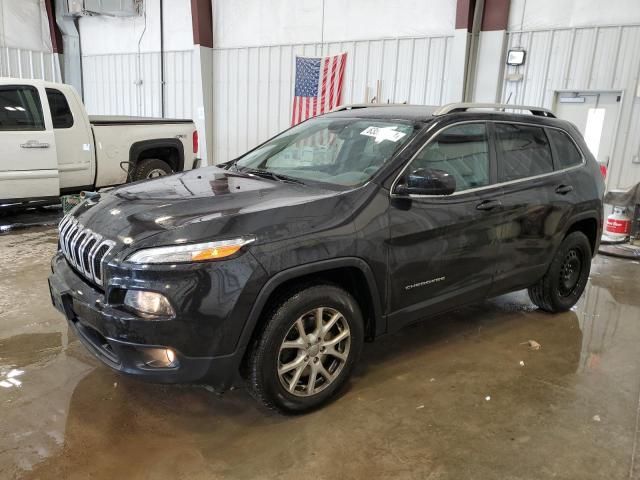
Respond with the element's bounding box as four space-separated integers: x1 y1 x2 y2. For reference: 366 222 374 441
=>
248 284 364 414
131 158 173 181
528 231 592 313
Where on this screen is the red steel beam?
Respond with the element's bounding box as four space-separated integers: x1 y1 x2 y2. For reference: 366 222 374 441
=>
191 0 213 48
456 0 476 31
481 0 510 31
44 0 63 53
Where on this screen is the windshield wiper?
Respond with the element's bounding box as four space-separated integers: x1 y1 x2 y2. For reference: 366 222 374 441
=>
242 168 306 185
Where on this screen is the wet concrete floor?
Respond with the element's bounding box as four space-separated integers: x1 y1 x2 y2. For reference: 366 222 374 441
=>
1 224 640 479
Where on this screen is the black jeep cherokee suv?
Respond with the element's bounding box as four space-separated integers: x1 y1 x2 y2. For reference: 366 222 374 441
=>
49 103 604 413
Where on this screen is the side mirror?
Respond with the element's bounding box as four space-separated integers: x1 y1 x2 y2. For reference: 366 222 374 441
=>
395 168 456 196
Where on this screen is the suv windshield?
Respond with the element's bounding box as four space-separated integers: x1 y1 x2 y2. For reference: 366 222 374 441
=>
234 117 417 187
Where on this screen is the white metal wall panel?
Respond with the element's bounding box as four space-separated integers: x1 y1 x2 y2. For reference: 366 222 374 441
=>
212 35 453 164
82 50 194 119
503 25 640 190
0 47 61 82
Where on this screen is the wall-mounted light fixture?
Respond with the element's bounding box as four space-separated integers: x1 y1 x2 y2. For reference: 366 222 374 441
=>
506 49 526 66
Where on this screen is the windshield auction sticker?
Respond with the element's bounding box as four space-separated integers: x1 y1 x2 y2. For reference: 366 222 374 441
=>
360 126 407 143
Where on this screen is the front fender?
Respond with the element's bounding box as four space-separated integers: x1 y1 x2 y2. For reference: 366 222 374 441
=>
232 256 385 361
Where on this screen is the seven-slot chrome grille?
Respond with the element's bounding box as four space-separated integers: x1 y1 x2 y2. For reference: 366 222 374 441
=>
58 215 116 287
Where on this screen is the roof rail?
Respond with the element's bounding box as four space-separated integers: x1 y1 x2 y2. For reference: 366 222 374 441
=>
433 102 556 118
330 103 408 113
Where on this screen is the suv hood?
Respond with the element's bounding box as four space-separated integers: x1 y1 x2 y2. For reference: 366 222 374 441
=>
70 166 354 250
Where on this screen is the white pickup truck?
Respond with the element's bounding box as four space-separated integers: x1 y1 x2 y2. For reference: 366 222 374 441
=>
0 78 200 207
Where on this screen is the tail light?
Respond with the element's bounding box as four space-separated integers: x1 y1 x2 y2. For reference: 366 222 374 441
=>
192 130 199 154
599 163 607 179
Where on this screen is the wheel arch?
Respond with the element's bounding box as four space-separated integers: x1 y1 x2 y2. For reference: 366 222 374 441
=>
236 257 385 373
128 139 185 176
563 213 601 257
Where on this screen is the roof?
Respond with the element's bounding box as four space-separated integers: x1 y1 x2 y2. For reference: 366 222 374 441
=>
0 77 70 89
323 102 558 124
325 104 439 121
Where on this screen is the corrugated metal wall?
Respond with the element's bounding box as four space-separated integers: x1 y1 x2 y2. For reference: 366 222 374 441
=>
502 25 640 190
0 47 61 81
82 50 194 119
212 35 454 164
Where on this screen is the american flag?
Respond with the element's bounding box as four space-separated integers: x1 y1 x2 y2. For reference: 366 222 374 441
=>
291 53 347 126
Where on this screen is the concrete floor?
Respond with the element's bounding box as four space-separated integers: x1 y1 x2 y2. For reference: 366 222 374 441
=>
1 222 640 480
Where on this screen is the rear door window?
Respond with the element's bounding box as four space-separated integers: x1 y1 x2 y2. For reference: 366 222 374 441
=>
410 122 490 193
495 123 553 182
546 128 583 169
46 88 74 129
0 85 45 131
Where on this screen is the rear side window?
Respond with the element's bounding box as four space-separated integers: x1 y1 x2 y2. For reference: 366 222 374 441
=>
495 123 553 182
547 128 582 169
410 123 490 192
0 85 45 131
46 88 74 129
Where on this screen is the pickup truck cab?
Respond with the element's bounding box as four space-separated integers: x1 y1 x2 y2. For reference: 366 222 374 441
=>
0 78 199 207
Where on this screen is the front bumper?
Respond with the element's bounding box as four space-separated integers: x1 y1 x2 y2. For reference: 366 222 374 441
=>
48 252 259 389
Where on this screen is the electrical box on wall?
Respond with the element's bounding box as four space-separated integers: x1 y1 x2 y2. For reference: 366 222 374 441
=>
66 0 143 17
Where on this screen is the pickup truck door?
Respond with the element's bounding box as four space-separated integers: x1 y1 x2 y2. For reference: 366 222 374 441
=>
0 84 59 203
45 87 94 191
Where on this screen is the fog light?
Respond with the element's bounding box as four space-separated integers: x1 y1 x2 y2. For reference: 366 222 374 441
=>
166 348 176 364
144 348 179 368
124 290 175 318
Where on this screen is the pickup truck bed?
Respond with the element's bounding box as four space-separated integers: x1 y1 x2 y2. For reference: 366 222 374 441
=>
89 116 193 125
0 78 199 207
89 116 197 187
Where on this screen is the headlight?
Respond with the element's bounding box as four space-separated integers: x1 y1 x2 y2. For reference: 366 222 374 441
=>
126 237 255 264
124 290 175 318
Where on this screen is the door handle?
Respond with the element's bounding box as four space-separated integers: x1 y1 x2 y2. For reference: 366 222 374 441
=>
555 184 574 195
476 199 502 211
20 140 50 149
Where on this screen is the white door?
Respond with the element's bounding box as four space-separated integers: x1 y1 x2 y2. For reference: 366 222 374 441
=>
0 84 59 204
553 92 621 188
45 87 94 191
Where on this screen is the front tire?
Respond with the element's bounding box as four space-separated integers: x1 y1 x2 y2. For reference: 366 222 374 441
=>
528 231 592 312
248 285 364 414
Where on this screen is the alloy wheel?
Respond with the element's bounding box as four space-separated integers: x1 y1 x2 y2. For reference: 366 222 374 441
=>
277 307 351 397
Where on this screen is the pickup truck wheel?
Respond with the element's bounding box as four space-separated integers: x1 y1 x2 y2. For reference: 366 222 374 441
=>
248 284 364 414
528 231 592 313
132 159 173 181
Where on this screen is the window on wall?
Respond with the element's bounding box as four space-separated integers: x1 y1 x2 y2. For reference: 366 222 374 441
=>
495 123 553 182
547 129 583 170
0 86 45 131
46 89 74 129
410 123 490 193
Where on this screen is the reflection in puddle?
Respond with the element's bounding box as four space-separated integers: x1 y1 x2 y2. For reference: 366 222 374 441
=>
0 333 63 368
1 246 639 479
0 369 24 388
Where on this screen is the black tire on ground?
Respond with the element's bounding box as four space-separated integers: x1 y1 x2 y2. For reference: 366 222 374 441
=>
131 158 173 182
248 284 364 414
528 231 592 313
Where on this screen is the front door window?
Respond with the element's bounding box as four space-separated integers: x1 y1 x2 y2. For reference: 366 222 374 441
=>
409 122 490 193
